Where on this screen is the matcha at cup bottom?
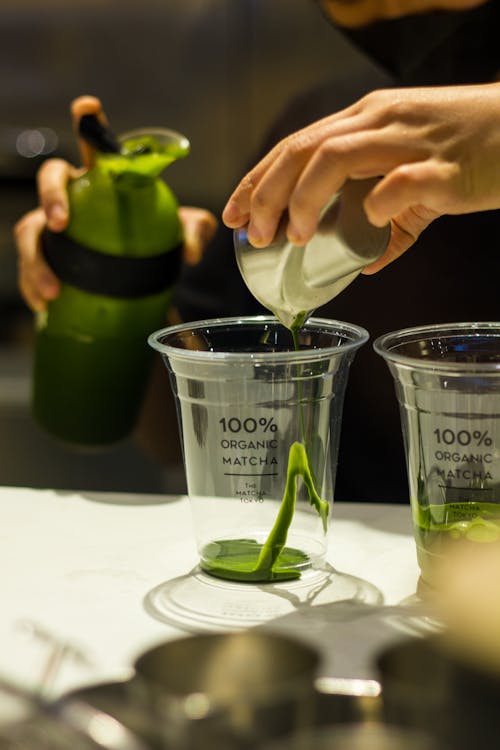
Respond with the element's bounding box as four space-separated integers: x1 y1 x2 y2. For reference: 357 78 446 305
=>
374 322 500 584
149 316 368 583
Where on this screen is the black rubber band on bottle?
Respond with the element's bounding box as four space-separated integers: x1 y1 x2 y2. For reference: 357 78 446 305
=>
41 228 182 298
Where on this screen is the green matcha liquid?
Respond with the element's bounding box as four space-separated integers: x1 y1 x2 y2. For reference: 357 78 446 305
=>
201 313 329 583
404 408 500 583
33 132 188 446
414 496 500 582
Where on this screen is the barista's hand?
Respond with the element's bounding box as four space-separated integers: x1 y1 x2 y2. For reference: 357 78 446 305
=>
223 82 500 274
319 0 486 28
14 95 217 312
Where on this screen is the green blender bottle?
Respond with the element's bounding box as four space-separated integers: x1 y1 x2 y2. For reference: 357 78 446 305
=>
33 114 189 446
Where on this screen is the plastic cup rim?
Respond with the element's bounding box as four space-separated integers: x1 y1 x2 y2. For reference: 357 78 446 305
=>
148 315 369 363
374 321 500 372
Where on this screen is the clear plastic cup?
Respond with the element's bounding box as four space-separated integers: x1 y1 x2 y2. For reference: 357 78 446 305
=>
374 322 500 584
149 316 368 583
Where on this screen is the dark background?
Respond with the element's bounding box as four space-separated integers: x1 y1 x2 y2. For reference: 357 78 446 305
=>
0 0 367 493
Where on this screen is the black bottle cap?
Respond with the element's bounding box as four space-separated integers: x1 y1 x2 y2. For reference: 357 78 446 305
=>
78 114 121 154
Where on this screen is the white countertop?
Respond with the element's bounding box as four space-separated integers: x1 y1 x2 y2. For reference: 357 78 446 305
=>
0 487 420 696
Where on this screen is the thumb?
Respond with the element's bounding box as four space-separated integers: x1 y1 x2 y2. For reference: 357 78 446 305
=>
70 95 108 168
362 209 436 275
179 207 218 265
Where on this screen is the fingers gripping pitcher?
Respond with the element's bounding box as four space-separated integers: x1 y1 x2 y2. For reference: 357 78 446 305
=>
33 115 189 446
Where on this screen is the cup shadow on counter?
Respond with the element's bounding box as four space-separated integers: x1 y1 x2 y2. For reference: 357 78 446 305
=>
143 562 384 634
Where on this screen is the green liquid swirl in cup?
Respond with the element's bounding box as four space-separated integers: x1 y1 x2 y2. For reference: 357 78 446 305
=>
414 496 500 583
201 313 330 583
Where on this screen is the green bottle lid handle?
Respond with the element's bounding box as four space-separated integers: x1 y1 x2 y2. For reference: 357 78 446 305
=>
78 114 121 154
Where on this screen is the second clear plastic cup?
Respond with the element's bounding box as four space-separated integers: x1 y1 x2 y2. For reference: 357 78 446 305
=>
149 316 368 583
374 322 500 585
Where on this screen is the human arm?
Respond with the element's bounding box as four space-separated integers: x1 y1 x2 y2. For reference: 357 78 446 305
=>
14 95 217 312
318 0 487 28
222 82 500 273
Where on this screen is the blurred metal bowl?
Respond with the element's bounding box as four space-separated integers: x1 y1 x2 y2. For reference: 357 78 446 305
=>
133 631 320 748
